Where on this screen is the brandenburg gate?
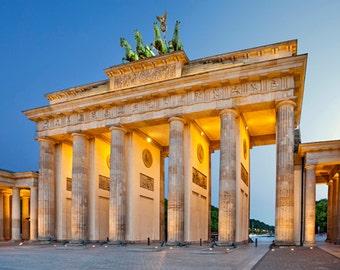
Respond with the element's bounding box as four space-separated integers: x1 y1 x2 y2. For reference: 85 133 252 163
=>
21 39 312 246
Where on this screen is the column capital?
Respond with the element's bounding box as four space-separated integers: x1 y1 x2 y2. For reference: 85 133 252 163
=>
168 116 186 124
108 125 127 133
275 100 296 110
36 136 57 144
305 163 317 170
219 108 238 117
71 132 89 139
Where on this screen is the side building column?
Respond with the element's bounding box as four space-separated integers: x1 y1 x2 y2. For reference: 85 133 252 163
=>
304 164 316 246
167 117 186 245
275 100 295 245
71 133 89 244
335 170 340 245
326 179 333 242
11 187 21 241
109 126 127 243
3 192 11 240
30 187 38 241
37 138 56 241
218 108 238 245
0 192 4 240
332 175 339 243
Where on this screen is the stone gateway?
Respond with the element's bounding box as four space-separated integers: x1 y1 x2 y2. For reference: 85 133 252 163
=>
0 39 338 246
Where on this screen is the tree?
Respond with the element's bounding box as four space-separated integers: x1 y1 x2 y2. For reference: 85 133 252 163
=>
211 205 218 232
315 199 327 233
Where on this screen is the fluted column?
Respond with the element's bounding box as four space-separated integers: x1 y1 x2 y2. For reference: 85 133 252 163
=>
275 100 295 245
326 179 333 242
71 133 89 244
109 126 127 243
30 187 38 241
332 175 339 243
37 138 55 241
337 171 340 244
159 151 166 242
11 187 21 241
0 192 3 240
167 117 186 244
304 164 316 246
218 109 238 244
21 195 30 240
3 192 11 240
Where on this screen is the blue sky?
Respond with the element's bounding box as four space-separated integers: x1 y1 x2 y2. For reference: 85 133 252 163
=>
1 0 339 225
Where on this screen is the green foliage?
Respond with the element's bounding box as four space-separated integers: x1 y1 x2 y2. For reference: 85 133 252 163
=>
316 199 327 233
211 205 218 232
249 219 274 235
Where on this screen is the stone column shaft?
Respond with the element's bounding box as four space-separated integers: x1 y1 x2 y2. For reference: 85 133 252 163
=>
71 133 89 243
304 164 316 246
218 109 238 244
326 180 333 242
109 126 127 242
30 187 38 241
167 117 186 244
332 176 339 243
11 187 21 241
3 192 11 240
159 152 166 242
0 192 3 240
337 172 340 244
275 101 295 245
37 138 55 241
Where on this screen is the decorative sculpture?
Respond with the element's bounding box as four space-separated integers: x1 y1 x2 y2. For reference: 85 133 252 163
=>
171 20 183 52
152 22 168 55
120 37 139 62
119 13 183 62
156 11 167 33
134 30 155 59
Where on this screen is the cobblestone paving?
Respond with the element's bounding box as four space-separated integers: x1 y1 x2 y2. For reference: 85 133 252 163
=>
0 241 339 270
253 246 340 270
0 242 268 270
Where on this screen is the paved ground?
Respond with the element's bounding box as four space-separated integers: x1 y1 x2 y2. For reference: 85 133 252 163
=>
0 240 339 269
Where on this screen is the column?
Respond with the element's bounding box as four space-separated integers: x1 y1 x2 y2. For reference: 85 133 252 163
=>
109 126 127 243
21 195 30 240
30 187 38 241
3 192 11 240
11 187 21 241
304 164 316 246
37 138 55 241
326 179 333 242
167 117 186 244
159 151 166 242
71 133 89 244
332 175 339 243
0 192 4 240
218 109 238 245
337 173 340 244
275 100 295 245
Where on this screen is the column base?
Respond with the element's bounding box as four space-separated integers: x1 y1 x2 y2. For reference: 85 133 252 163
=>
215 241 237 248
272 240 296 247
108 240 127 246
303 241 316 247
70 239 86 246
166 241 186 247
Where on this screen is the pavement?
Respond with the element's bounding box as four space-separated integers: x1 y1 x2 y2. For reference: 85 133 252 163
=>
0 240 339 269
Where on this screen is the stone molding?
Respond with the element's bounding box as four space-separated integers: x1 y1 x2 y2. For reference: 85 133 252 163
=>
36 76 294 133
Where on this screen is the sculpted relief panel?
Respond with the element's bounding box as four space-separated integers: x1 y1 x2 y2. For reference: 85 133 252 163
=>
37 76 294 132
112 64 177 90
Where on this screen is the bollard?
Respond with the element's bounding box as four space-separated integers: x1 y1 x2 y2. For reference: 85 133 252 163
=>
147 237 150 246
255 238 258 247
200 238 202 246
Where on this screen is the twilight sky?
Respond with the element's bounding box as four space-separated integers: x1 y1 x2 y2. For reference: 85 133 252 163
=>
1 0 339 226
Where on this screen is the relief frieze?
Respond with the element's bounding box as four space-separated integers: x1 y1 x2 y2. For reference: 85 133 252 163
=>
113 64 176 90
37 77 292 132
